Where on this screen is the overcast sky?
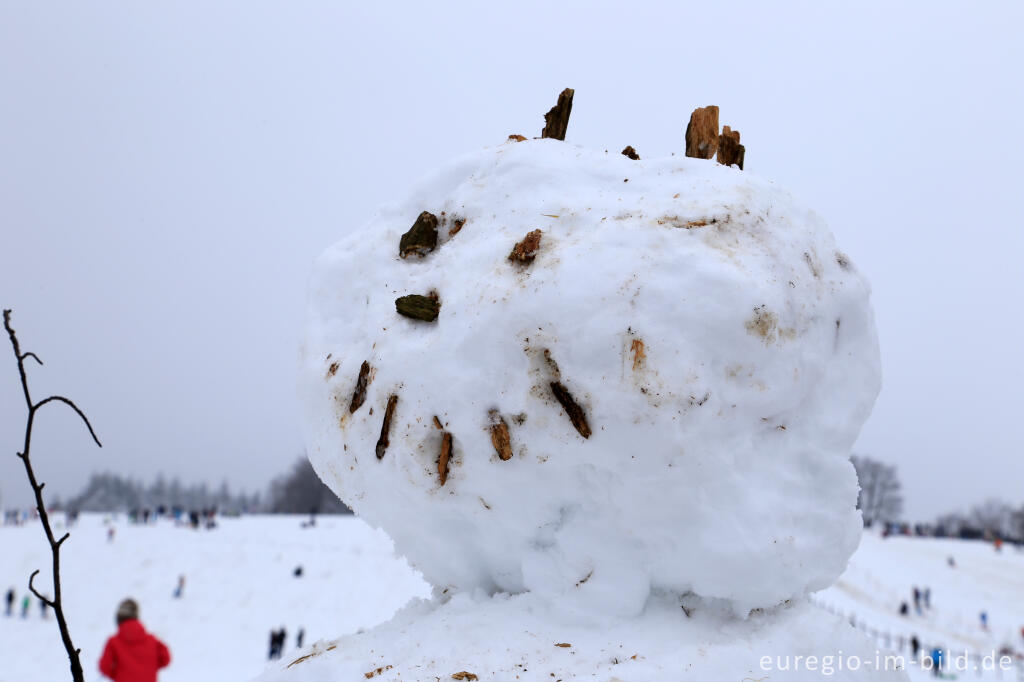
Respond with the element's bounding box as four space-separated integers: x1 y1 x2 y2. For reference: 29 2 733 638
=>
1 2 1021 520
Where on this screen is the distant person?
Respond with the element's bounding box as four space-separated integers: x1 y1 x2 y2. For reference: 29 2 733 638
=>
99 598 171 682
913 587 922 615
923 587 931 609
108 527 116 543
293 566 303 578
20 595 30 618
172 575 185 599
910 635 920 658
297 628 305 649
39 597 47 619
947 555 956 568
899 601 909 616
980 610 988 630
267 630 276 660
4 588 13 616
994 537 1003 552
930 648 943 677
267 628 286 660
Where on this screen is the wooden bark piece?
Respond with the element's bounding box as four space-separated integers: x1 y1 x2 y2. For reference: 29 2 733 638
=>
489 410 513 461
375 394 398 459
399 211 439 259
349 361 372 413
717 125 745 169
541 88 574 141
685 106 719 159
621 146 640 160
508 229 542 264
396 294 440 322
438 431 453 486
550 381 591 438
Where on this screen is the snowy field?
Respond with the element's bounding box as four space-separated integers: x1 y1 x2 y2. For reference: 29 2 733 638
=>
0 513 429 682
818 532 1024 681
2 515 1023 681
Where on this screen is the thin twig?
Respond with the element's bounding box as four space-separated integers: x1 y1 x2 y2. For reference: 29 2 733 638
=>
4 308 95 682
28 570 55 607
34 396 103 447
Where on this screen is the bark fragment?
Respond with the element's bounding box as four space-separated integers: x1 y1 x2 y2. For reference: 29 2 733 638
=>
621 145 640 160
399 211 439 259
396 294 440 322
375 394 398 459
717 125 745 169
349 361 372 413
489 410 513 461
508 229 542 264
541 88 574 141
685 105 719 159
550 381 591 439
438 431 453 486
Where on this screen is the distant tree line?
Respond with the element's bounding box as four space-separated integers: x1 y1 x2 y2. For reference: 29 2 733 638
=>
851 453 1024 542
58 455 350 515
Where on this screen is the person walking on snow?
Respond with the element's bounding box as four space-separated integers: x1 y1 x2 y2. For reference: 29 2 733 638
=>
913 586 922 615
20 595 29 618
99 598 171 682
4 588 13 616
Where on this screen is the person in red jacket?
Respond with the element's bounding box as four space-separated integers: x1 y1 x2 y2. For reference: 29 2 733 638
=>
99 598 171 682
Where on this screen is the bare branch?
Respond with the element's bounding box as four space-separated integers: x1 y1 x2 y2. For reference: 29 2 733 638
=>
34 395 103 447
5 309 88 682
21 351 43 365
28 570 55 607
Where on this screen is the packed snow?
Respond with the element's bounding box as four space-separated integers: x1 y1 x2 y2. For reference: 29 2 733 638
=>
299 139 881 618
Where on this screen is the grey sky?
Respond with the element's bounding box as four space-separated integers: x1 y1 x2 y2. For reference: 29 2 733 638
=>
1 2 1021 520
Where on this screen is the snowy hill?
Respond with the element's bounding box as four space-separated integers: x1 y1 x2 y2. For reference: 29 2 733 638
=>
5 515 1020 681
0 513 429 682
816 531 1024 681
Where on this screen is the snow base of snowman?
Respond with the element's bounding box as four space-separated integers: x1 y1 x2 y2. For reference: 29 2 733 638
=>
260 592 903 681
281 140 901 680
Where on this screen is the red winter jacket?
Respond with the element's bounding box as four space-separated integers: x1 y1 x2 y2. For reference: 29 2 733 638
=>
98 619 171 682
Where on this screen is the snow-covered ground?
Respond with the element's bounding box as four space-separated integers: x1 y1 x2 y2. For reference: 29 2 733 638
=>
0 513 429 682
3 514 1021 681
817 530 1024 681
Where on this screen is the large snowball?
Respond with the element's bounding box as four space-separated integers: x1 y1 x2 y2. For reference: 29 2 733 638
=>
300 140 881 616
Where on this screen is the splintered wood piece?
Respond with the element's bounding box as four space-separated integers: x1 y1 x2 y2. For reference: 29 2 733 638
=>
685 105 719 160
399 211 439 258
621 145 640 160
438 431 453 486
550 381 591 438
451 673 478 681
375 394 398 459
508 229 542 264
396 294 440 322
541 88 574 141
716 125 745 169
507 134 527 142
433 415 443 430
449 217 466 237
489 410 513 461
349 361 372 413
